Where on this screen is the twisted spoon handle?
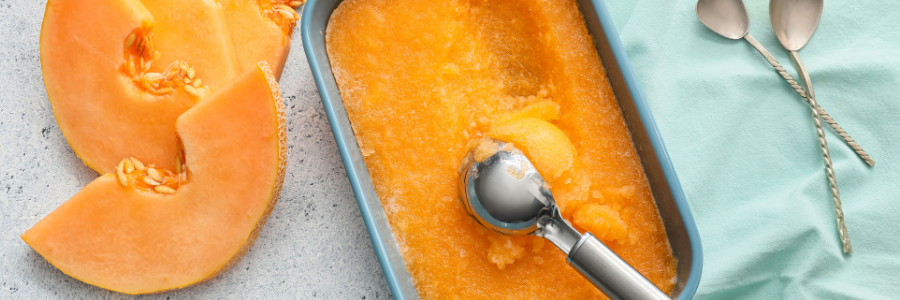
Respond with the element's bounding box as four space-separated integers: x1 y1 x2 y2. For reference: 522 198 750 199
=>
744 34 874 167
790 51 852 254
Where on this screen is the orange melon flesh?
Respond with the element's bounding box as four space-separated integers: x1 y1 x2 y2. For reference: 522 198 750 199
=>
21 62 286 294
41 0 240 175
221 0 296 79
141 0 241 90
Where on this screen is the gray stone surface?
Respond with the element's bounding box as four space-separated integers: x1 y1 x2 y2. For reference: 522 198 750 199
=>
0 2 392 299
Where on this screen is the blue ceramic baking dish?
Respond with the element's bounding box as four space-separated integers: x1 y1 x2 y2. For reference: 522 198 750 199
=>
301 0 703 299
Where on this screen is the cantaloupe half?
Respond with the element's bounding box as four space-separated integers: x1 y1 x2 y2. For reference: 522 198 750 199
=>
41 0 241 174
221 0 303 79
22 62 286 294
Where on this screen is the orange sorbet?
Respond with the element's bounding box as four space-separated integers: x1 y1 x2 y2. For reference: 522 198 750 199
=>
325 0 678 299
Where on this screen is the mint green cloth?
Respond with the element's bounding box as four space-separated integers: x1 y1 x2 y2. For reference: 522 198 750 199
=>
605 0 900 298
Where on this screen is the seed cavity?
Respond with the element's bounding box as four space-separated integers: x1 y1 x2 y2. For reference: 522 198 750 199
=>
122 30 210 98
154 185 176 194
263 0 300 32
116 156 185 193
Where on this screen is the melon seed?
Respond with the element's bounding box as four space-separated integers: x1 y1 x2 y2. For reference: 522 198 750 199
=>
143 177 161 186
131 157 146 171
146 36 154 54
116 166 127 187
275 4 293 11
147 168 163 182
142 38 152 58
151 87 174 95
198 87 211 98
184 85 199 97
123 158 135 173
155 185 176 194
278 8 295 20
126 55 136 77
136 38 144 57
125 32 137 49
144 72 164 82
165 68 178 79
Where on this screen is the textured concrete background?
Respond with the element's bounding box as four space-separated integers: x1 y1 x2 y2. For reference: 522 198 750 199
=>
0 2 393 299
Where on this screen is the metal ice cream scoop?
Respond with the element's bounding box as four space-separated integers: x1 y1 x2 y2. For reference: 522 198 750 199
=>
459 142 670 300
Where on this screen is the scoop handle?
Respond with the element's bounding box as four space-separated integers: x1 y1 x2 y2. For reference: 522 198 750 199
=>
567 233 670 300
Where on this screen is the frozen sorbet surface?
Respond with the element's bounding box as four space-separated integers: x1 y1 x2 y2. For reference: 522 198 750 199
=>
326 0 678 298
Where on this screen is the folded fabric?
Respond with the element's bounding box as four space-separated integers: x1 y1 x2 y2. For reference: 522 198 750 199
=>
606 0 900 298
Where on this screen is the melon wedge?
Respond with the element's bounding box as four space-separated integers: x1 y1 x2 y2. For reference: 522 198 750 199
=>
41 0 241 174
22 62 286 294
221 0 301 79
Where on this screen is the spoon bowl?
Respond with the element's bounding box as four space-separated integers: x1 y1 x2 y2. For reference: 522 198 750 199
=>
696 0 750 39
458 147 553 235
770 0 823 51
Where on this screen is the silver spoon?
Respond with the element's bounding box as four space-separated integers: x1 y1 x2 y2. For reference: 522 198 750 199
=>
696 0 873 167
459 143 670 300
771 0 851 253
